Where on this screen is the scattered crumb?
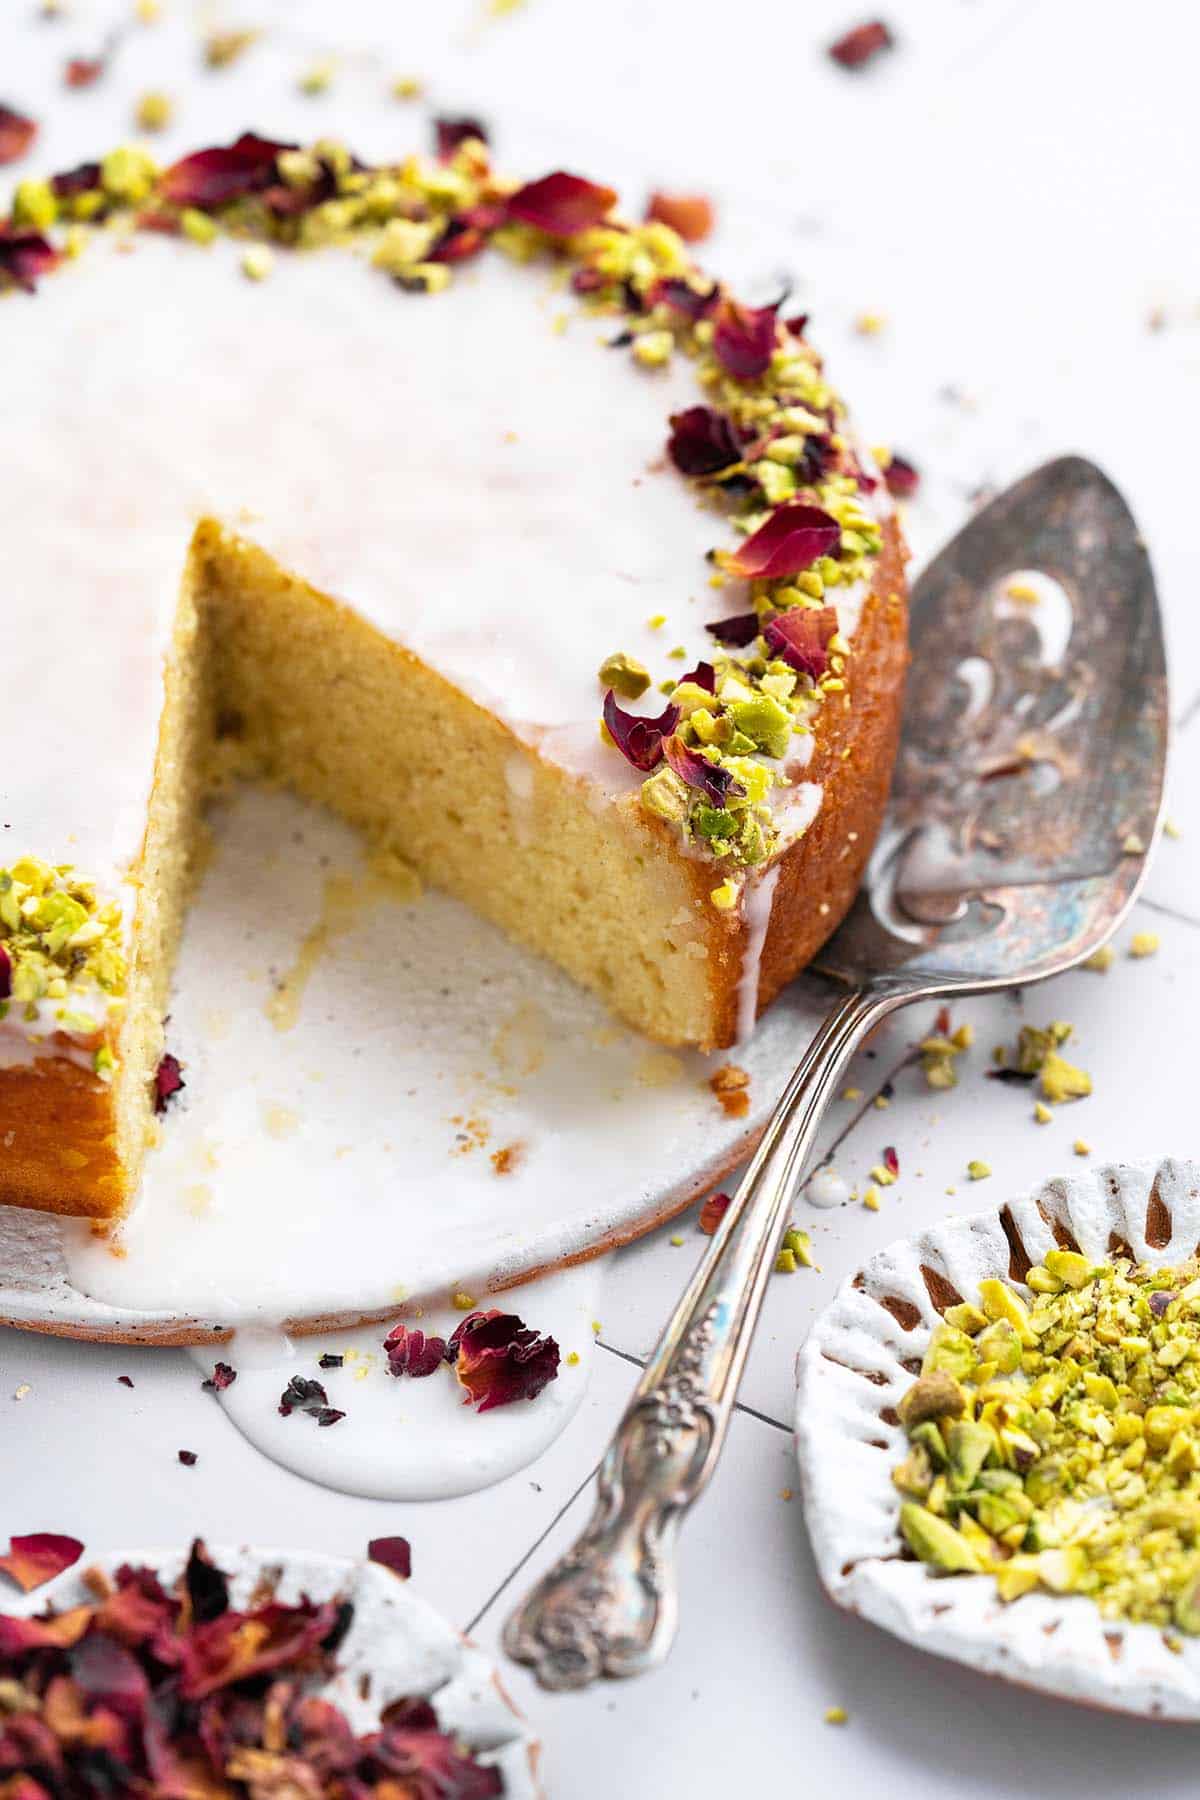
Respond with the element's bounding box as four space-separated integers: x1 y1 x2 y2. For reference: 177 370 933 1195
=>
1128 931 1160 959
842 1085 863 1101
566 1351 580 1367
862 1186 881 1212
490 1141 524 1176
1122 831 1146 856
1073 1139 1092 1157
854 311 886 336
967 1159 992 1181
451 1292 476 1312
13 1384 31 1402
780 1487 794 1502
590 1319 602 1335
709 1062 750 1118
873 1093 890 1110
134 89 172 130
298 59 334 95
205 28 258 67
241 245 273 282
1034 1101 1053 1125
824 1706 849 1726
669 1234 684 1247
775 1248 798 1274
178 1450 197 1467
391 75 423 100
1083 944 1115 973
1163 817 1182 840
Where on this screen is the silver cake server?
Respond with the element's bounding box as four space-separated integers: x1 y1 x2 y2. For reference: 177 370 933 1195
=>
504 455 1169 1690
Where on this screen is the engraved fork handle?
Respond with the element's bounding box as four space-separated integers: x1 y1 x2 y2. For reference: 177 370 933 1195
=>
503 982 918 1690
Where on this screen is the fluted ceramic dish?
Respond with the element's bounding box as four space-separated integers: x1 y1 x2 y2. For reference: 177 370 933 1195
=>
796 1156 1200 1720
6 1545 540 1790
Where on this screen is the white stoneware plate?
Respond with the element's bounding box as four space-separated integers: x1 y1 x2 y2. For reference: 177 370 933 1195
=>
0 786 830 1345
9 1544 539 1794
795 1156 1200 1720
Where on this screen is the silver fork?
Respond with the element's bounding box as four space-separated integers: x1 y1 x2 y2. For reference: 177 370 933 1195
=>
504 457 1168 1689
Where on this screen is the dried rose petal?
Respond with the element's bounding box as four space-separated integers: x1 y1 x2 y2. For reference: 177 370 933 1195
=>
433 116 489 159
370 1699 503 1797
699 1192 732 1235
667 405 742 477
0 106 37 166
0 943 10 1002
663 738 745 808
0 231 61 294
704 611 761 648
117 1374 134 1388
0 1606 93 1654
278 1375 329 1416
153 1052 184 1114
712 298 779 380
64 57 105 88
383 1324 448 1379
52 161 102 198
728 503 841 580
178 1449 198 1466
1149 1289 1176 1318
201 1361 236 1392
505 170 616 236
160 131 293 209
784 311 810 337
884 452 920 498
883 1144 900 1177
0 1532 83 1594
318 1352 343 1369
70 1630 150 1716
367 1537 412 1580
763 605 839 679
447 1310 560 1413
602 691 679 773
675 661 715 693
427 217 488 264
644 191 714 243
184 1539 230 1625
829 19 894 68
646 274 719 324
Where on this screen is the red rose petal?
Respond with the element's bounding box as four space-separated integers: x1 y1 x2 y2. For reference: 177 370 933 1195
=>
447 1310 560 1413
830 20 894 68
0 231 61 294
728 502 842 580
367 1536 412 1580
667 405 742 477
433 116 489 160
0 106 37 166
647 274 720 322
699 1191 732 1235
64 57 105 88
371 1700 503 1797
644 190 714 243
201 1361 236 1392
0 1532 83 1594
0 1605 93 1654
884 452 920 497
663 737 745 808
763 605 839 679
704 611 761 648
712 298 779 380
383 1324 448 1379
505 170 616 236
675 660 715 693
160 131 293 209
0 943 10 1001
883 1144 900 1177
153 1051 184 1114
603 691 680 774
52 161 102 198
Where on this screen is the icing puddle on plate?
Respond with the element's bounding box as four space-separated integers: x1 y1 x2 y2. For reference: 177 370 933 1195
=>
55 781 812 1325
188 1263 601 1501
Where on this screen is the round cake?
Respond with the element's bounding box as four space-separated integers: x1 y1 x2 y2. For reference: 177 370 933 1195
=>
0 128 908 1218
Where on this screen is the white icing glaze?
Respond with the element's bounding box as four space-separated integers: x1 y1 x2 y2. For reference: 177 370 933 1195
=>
187 1262 599 1500
806 1166 851 1209
734 864 779 1045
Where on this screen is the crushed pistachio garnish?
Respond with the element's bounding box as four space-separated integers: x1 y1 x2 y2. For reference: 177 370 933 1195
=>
1010 1020 1092 1106
895 1254 1200 1631
241 244 274 282
920 1018 973 1090
205 30 260 68
134 91 173 132
598 651 650 700
0 858 126 1075
1083 944 1115 972
1129 931 1160 959
966 1159 992 1181
823 1707 849 1726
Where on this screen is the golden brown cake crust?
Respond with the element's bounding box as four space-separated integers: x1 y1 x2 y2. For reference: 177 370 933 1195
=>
700 515 910 1048
0 1058 126 1219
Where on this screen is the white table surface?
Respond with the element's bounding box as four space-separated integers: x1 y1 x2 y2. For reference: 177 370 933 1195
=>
4 0 1200 1792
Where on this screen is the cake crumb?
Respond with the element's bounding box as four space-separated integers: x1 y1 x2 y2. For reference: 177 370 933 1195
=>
709 1063 750 1118
490 1142 523 1176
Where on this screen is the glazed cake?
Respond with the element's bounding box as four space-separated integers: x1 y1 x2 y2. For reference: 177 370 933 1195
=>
0 132 908 1220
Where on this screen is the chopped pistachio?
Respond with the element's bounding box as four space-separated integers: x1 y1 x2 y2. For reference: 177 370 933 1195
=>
897 1370 966 1431
598 651 650 700
241 245 274 282
12 180 57 231
783 1227 814 1268
180 207 217 245
392 75 424 99
631 328 673 368
1039 1050 1092 1105
1129 931 1160 959
899 1503 983 1573
966 1159 992 1181
1083 944 1115 972
299 59 335 95
774 1248 798 1274
134 90 172 132
1033 1101 1053 1124
823 1707 849 1726
862 1186 880 1212
205 28 259 67
710 879 739 912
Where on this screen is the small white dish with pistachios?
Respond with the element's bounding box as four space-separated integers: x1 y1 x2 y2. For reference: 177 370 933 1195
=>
796 1156 1200 1719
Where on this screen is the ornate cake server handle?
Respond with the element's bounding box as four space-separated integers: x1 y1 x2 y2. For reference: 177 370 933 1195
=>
503 979 925 1690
